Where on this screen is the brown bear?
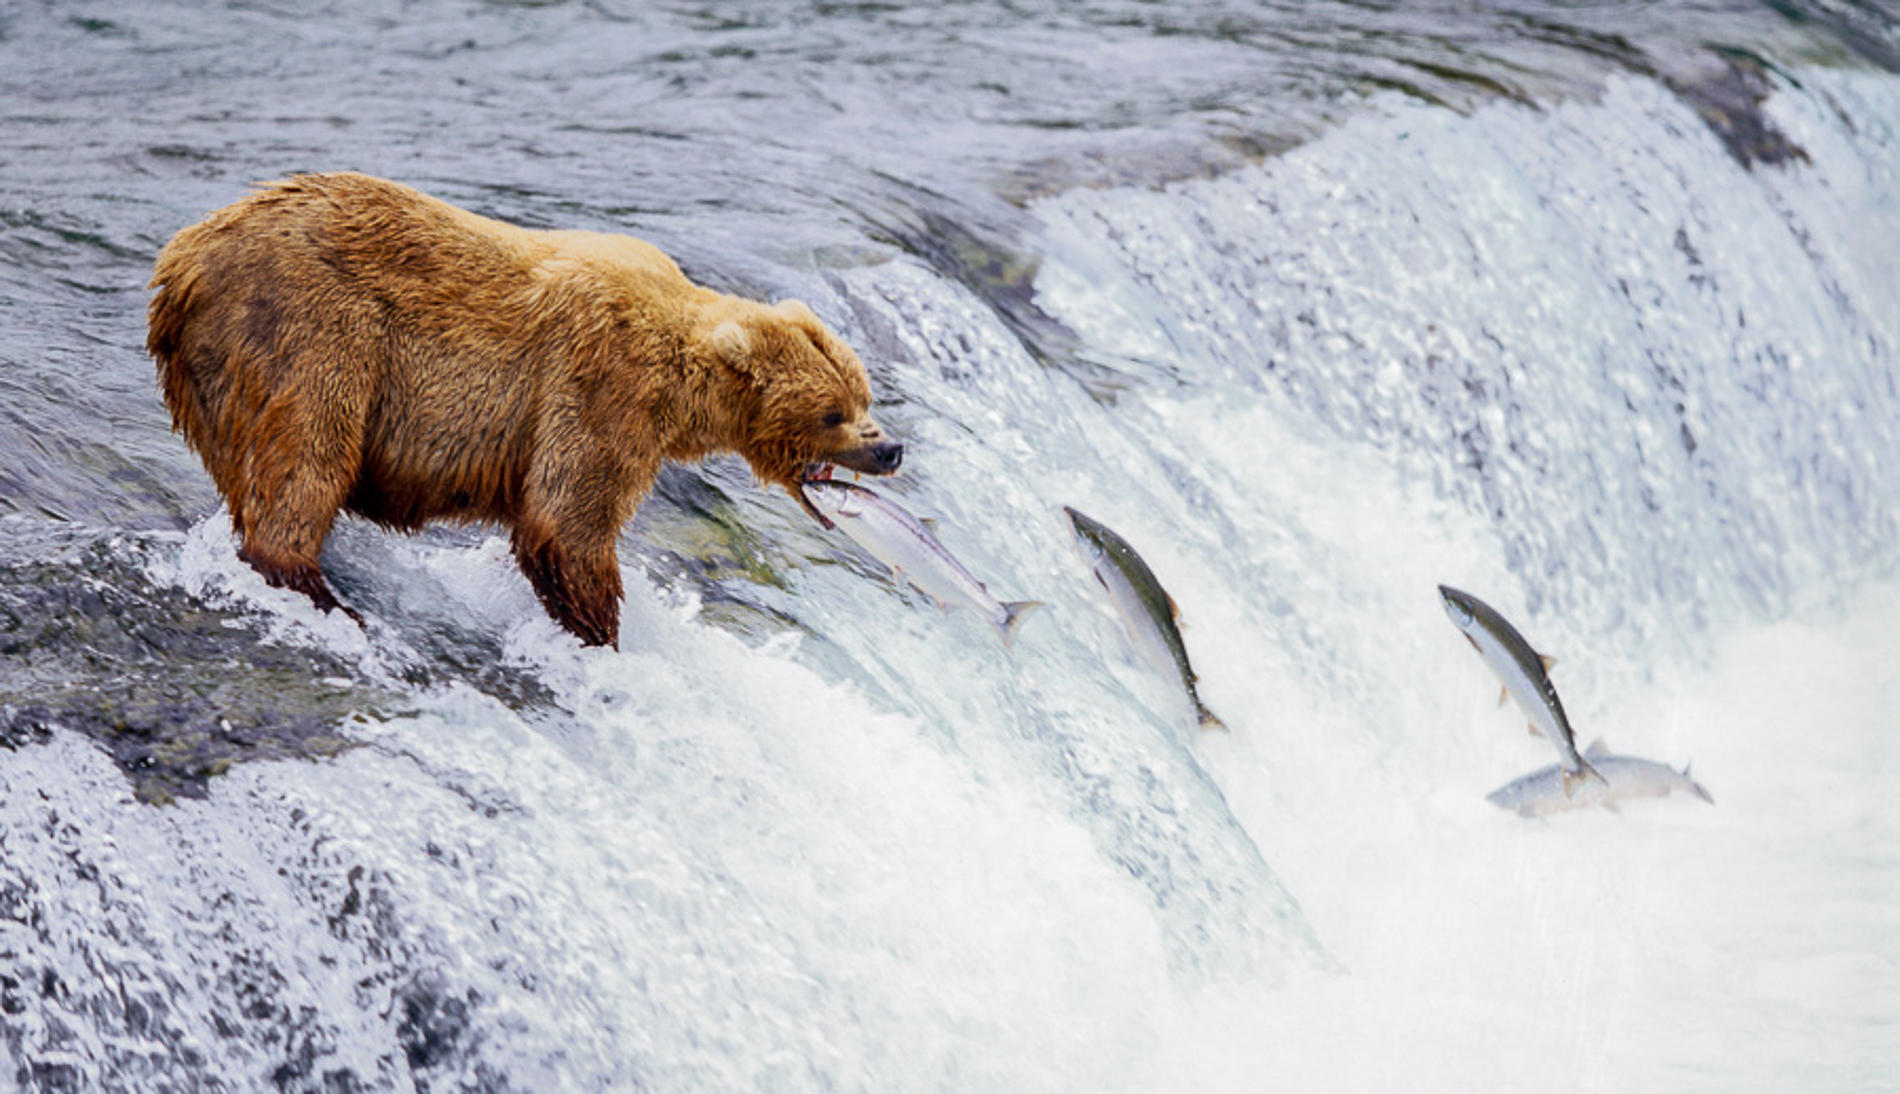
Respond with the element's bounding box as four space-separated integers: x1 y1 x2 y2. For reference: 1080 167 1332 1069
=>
147 172 901 648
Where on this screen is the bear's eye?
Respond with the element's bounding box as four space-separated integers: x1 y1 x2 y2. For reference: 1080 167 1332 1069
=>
821 411 845 429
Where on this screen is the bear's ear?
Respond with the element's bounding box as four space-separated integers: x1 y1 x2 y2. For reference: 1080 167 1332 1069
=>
712 320 752 369
775 299 819 325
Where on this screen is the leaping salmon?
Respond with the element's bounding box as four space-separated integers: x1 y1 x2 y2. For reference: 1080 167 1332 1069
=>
1487 739 1715 818
1439 584 1605 796
1066 506 1225 730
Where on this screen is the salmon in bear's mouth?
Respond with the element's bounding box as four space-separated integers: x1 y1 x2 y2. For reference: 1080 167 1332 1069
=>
795 466 840 529
797 441 902 530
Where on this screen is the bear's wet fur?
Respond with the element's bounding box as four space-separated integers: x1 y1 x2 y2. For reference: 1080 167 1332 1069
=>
149 172 899 647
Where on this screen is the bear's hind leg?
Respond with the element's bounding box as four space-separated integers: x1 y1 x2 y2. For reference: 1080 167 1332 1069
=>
237 543 359 623
236 502 364 624
230 390 366 625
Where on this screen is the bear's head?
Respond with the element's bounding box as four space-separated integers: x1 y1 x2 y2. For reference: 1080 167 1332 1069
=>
711 300 901 527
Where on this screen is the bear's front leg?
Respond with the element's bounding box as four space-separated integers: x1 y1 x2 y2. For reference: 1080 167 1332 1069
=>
511 524 625 649
511 439 639 649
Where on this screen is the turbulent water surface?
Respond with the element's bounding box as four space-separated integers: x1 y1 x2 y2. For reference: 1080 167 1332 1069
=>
3 1 1898 1090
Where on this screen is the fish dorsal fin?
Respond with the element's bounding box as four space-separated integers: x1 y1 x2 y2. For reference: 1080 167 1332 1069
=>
1583 737 1610 760
1167 592 1181 623
1539 653 1557 673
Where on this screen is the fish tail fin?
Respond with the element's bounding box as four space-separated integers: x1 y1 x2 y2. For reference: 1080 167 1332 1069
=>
995 600 1045 649
1561 757 1608 798
1684 764 1715 805
1196 703 1228 731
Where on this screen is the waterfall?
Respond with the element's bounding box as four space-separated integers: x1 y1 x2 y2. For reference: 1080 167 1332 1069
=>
2 14 1896 1088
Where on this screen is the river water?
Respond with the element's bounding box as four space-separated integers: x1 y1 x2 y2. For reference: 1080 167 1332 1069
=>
2 2 1897 1090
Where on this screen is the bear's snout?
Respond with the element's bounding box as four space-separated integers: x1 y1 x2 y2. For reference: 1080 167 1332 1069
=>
823 434 903 478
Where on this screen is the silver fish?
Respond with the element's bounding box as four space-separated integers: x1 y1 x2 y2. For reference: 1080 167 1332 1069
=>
1487 739 1715 818
805 480 1043 647
1439 584 1604 796
1065 506 1224 729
